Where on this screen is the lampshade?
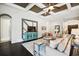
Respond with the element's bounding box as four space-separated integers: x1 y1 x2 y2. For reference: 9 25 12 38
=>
71 29 79 35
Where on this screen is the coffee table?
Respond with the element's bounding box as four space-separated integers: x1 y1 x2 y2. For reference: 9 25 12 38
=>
43 37 54 46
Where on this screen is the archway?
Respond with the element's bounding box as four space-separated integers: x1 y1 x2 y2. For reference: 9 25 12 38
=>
0 14 12 43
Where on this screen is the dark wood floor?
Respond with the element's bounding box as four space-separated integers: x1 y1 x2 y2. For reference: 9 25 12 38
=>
0 41 33 56
0 41 79 56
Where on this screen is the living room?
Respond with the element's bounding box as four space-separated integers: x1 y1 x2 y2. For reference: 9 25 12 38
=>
0 3 79 56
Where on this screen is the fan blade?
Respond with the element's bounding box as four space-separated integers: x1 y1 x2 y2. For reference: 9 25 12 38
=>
34 3 46 8
52 3 65 9
53 6 60 9
54 3 65 7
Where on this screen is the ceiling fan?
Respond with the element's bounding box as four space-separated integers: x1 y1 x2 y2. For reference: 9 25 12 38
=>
42 3 65 15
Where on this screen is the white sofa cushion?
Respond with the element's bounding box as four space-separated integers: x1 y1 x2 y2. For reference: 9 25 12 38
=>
64 38 72 56
50 34 68 49
50 38 63 49
57 35 71 52
46 46 67 56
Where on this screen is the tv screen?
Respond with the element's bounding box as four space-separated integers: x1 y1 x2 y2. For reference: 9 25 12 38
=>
27 26 37 32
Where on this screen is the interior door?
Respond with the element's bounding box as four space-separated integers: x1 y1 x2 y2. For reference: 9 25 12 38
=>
0 16 11 42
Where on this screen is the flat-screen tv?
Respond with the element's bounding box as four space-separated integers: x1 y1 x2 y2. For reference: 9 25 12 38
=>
27 26 37 32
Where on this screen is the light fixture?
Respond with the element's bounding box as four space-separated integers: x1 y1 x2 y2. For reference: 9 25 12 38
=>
43 3 55 15
42 3 65 15
48 5 54 11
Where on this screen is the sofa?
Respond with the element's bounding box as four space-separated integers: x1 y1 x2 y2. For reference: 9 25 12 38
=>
22 34 74 56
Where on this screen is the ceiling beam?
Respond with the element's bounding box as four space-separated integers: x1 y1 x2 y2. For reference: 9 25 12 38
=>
25 3 35 11
66 3 72 10
34 3 46 8
54 3 65 7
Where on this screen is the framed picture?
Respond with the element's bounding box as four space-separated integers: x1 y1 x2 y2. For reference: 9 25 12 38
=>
42 26 46 30
55 25 60 29
55 25 60 33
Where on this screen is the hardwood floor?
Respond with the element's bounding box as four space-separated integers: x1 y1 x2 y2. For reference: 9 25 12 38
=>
0 41 33 56
0 41 79 56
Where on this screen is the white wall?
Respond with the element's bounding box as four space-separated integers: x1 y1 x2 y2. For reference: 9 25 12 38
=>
0 4 48 43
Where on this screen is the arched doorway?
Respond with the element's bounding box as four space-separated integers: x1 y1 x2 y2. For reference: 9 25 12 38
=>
0 14 12 43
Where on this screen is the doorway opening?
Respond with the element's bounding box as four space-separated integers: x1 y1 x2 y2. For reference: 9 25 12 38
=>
0 14 12 43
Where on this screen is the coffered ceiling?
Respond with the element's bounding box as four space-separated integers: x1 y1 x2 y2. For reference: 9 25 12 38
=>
14 3 79 17
30 5 43 13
